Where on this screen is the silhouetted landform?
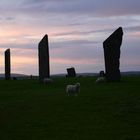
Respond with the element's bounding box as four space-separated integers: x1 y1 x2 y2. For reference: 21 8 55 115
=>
66 67 76 77
5 49 11 80
0 71 139 80
38 34 50 81
51 71 140 77
121 71 140 76
0 73 29 79
51 73 98 78
103 27 123 82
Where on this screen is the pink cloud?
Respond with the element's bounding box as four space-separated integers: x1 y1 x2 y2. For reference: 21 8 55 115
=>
51 57 99 65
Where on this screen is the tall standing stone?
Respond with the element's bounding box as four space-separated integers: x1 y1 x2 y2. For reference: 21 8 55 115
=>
5 49 11 80
103 27 123 82
38 34 50 81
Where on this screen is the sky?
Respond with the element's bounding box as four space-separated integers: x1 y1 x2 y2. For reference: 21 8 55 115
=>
0 0 140 75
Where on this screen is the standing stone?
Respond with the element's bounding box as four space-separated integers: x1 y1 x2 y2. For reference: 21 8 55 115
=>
66 67 76 77
5 49 11 80
38 35 50 81
103 27 123 82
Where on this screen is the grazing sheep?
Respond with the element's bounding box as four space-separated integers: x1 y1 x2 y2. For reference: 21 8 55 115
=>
95 77 106 83
66 83 80 96
43 78 53 84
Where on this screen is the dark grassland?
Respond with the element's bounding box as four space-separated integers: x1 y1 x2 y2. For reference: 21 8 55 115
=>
0 76 140 140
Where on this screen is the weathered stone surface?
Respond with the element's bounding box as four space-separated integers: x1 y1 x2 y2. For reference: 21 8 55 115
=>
5 49 11 80
38 35 50 81
66 67 76 77
103 27 123 82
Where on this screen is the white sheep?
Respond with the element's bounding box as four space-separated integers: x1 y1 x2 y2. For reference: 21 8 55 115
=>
43 78 53 84
95 77 106 83
66 83 80 96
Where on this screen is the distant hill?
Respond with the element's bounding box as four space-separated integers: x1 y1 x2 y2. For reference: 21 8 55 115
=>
51 73 98 77
121 71 140 76
52 71 140 77
0 73 30 79
0 73 28 78
0 71 140 79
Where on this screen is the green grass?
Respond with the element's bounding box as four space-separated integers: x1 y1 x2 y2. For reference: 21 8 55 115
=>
0 76 140 140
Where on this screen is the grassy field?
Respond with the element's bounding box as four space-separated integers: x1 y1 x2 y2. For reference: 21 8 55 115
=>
0 76 140 140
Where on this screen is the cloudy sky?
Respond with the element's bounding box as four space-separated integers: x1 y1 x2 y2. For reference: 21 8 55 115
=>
0 0 140 75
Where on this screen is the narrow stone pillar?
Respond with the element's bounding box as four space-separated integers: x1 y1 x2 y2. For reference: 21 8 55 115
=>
103 27 123 82
5 49 11 80
38 34 50 81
